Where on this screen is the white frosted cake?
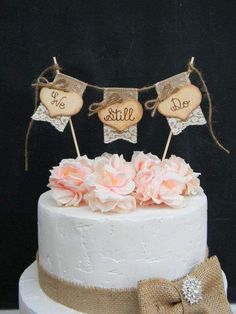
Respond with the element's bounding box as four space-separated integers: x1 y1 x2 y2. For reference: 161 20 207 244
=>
38 191 207 288
19 152 230 314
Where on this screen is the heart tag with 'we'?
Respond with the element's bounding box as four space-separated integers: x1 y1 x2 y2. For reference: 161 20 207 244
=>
98 97 143 132
40 87 83 118
157 84 202 121
32 73 87 132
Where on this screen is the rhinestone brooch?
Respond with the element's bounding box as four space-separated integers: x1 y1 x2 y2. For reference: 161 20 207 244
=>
181 276 203 305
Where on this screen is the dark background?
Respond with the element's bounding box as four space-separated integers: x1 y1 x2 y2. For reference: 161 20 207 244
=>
0 0 235 308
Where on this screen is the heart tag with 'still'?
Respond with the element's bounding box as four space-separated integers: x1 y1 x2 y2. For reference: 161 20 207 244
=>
98 97 143 132
157 84 202 121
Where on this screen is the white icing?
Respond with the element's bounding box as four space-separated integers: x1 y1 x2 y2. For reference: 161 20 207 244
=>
38 191 207 289
19 262 82 314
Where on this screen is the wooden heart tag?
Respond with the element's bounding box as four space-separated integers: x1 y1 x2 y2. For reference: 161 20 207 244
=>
157 84 202 121
98 98 143 132
40 87 83 117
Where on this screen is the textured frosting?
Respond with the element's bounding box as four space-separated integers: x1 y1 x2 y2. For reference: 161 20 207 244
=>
38 191 207 289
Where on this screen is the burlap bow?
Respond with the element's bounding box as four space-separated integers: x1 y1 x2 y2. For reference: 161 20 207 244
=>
137 256 232 314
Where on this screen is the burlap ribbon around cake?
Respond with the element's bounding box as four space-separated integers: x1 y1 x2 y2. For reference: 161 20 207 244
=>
38 256 232 314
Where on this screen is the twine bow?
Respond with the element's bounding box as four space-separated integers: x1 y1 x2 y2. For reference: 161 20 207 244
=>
32 77 69 92
138 256 232 314
144 84 179 117
88 92 123 116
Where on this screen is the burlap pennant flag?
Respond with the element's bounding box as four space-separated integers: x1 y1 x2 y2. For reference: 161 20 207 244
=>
32 73 87 132
89 88 143 143
155 72 206 135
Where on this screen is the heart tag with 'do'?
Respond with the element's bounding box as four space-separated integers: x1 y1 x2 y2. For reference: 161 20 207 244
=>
40 87 83 118
157 84 202 121
98 98 143 132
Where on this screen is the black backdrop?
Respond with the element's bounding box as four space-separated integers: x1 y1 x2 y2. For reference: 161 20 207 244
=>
0 0 235 308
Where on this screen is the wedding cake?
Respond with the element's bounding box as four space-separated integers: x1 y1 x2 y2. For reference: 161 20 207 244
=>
19 152 231 313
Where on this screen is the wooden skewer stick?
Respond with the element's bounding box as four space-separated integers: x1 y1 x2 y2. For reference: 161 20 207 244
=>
187 56 195 77
68 119 80 156
52 57 80 157
162 130 173 161
53 56 59 70
190 56 195 65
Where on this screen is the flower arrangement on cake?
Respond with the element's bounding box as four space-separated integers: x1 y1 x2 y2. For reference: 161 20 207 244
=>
48 152 202 212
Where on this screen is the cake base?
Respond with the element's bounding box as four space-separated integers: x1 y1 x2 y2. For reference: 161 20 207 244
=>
19 262 83 314
19 261 228 314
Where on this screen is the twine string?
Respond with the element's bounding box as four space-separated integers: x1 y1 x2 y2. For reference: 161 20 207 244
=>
86 82 156 93
88 92 123 116
187 60 230 154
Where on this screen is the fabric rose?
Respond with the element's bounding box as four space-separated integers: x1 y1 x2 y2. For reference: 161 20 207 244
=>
48 156 94 206
48 152 202 211
132 151 161 205
134 162 186 208
84 154 136 213
132 152 202 208
132 151 161 172
152 169 186 207
163 155 202 196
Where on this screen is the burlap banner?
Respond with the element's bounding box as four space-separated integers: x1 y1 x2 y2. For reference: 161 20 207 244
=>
38 256 231 314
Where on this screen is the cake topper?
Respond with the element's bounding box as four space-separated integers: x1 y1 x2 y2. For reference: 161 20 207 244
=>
25 56 229 171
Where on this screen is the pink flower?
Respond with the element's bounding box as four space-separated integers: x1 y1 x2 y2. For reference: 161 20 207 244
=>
84 190 136 213
47 152 202 211
133 153 202 208
134 160 186 208
48 156 93 206
163 155 202 196
84 154 136 213
156 170 186 207
132 151 161 172
132 152 161 204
